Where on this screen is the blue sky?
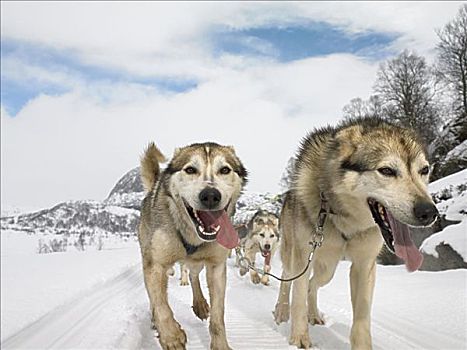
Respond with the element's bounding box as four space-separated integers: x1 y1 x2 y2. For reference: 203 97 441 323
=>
213 22 397 62
2 21 397 116
1 39 199 115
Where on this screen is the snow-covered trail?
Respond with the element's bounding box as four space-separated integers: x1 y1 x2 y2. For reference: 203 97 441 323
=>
3 254 465 350
1 265 145 349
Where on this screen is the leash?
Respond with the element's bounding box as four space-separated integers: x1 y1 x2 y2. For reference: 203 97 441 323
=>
236 192 328 283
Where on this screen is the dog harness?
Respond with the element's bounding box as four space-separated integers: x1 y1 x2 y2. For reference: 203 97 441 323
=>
177 230 203 255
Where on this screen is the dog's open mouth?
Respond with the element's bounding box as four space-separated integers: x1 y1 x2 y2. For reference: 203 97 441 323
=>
367 198 423 272
184 202 239 249
260 248 272 265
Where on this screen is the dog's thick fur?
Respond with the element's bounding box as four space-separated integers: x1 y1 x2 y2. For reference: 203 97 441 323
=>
273 117 438 349
238 210 280 285
138 142 247 350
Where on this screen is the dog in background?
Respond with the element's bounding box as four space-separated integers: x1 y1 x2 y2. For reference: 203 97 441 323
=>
273 117 438 349
138 142 247 350
238 210 280 285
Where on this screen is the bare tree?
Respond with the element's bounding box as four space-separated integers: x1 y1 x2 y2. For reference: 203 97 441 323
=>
436 4 467 117
343 95 384 120
374 50 441 145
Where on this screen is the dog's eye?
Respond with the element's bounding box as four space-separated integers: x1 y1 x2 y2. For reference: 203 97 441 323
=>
377 167 396 177
270 234 274 238
219 166 231 175
420 166 429 176
259 233 265 237
184 166 197 175
257 219 264 225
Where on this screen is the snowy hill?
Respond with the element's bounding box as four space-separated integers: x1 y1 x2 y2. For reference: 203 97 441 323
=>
104 167 145 210
0 168 143 238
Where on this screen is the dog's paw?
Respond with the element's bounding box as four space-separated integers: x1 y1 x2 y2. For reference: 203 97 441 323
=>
289 332 312 349
250 273 261 284
192 298 210 320
260 276 270 286
239 267 248 276
180 279 189 286
273 302 290 324
308 313 325 326
157 323 187 350
210 340 232 350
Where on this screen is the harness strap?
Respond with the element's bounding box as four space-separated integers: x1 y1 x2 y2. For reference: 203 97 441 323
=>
176 230 203 255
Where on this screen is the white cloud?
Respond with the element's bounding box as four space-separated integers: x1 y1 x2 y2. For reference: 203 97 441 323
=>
1 54 377 208
2 2 462 79
1 2 464 208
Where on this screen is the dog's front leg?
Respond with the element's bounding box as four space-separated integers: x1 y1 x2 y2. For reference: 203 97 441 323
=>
189 262 210 320
349 260 376 350
273 277 291 324
180 263 189 286
206 261 231 350
144 262 186 350
289 271 312 348
260 264 271 285
289 247 312 348
245 249 261 284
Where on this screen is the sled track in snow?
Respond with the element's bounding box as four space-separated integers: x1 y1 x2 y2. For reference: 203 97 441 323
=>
2 262 462 350
1 266 144 349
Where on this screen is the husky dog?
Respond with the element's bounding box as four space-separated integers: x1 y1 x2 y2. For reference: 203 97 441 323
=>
273 117 438 349
238 210 280 285
138 142 247 350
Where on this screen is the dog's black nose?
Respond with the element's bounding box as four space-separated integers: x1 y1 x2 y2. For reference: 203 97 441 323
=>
199 188 222 209
264 244 271 251
414 201 438 226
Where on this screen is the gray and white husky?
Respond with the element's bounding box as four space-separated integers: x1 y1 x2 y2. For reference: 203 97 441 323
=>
273 117 438 349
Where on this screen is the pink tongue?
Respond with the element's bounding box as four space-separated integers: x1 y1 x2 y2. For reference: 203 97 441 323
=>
196 210 239 249
263 251 272 266
387 212 423 272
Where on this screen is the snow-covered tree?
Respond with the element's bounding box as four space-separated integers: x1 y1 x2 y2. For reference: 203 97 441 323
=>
278 157 296 193
436 4 467 117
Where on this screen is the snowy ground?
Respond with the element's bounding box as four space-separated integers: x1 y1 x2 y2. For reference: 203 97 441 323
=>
1 230 466 350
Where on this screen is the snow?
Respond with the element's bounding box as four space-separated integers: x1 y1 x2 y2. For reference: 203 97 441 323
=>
428 169 467 197
0 230 141 340
421 220 467 259
445 140 467 162
1 230 466 350
421 169 467 261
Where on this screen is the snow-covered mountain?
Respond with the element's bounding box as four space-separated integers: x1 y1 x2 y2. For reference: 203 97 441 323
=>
0 168 143 237
104 167 145 210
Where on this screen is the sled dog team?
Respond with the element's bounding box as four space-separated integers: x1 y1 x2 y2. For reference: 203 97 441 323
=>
137 117 438 350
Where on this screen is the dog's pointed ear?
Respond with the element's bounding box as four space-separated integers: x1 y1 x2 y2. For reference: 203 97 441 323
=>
173 147 181 158
335 125 363 159
226 145 236 153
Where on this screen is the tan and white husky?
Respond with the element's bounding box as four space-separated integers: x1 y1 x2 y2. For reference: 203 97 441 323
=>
138 142 247 350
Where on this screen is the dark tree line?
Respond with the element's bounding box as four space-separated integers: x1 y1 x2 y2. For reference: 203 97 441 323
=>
343 4 467 179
